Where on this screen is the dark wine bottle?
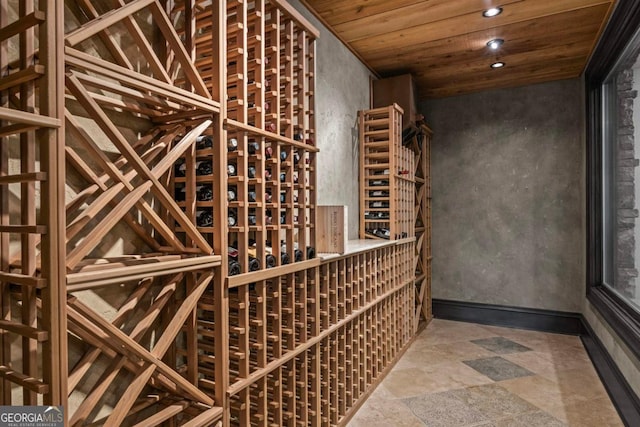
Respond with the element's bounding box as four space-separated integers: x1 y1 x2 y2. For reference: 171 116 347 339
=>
196 160 213 176
369 201 389 209
280 192 286 203
293 151 301 164
280 172 286 182
281 252 290 265
307 246 315 259
266 254 276 268
280 212 286 224
294 249 303 262
228 259 241 276
370 179 389 187
248 191 257 202
174 160 187 177
293 173 299 184
265 191 273 203
248 214 257 226
248 256 261 271
293 132 303 141
228 163 237 176
280 150 288 161
248 166 256 178
248 141 260 154
196 135 213 149
265 169 272 180
196 184 213 201
196 209 213 227
369 190 389 197
228 137 238 152
175 185 186 201
265 146 274 159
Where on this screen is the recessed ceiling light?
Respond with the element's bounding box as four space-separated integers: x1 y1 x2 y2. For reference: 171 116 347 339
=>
487 38 504 50
490 61 505 69
483 7 503 18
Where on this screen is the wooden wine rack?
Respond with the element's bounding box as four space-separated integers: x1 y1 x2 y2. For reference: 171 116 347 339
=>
411 126 433 324
359 104 415 241
1 1 424 425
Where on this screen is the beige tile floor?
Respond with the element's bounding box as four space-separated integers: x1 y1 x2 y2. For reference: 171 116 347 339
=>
348 319 624 427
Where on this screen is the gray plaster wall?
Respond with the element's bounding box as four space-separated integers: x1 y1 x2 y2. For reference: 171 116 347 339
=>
290 0 374 239
420 79 584 312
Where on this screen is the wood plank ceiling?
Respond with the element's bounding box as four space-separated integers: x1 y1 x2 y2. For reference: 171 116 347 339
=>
301 0 617 98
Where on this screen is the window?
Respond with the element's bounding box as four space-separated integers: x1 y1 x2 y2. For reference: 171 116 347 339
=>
601 26 640 314
586 0 640 359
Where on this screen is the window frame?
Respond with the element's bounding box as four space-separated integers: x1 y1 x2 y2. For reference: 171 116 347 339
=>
586 0 640 359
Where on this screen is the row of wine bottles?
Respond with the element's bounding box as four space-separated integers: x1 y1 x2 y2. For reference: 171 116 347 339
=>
227 244 315 275
364 228 409 241
190 209 308 228
175 184 302 204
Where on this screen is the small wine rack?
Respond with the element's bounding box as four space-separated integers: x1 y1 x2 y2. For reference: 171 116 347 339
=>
359 104 415 241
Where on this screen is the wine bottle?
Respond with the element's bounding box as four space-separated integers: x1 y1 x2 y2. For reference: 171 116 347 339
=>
294 249 303 262
175 185 186 201
280 172 286 182
293 132 303 142
369 190 389 197
265 169 272 180
265 191 273 203
196 135 213 149
248 141 260 154
265 146 274 159
373 169 390 176
280 150 288 161
228 137 238 152
248 214 257 225
196 184 213 201
196 209 213 227
369 201 389 209
280 252 290 265
228 259 241 276
293 173 299 184
228 210 237 227
248 191 257 202
266 122 277 133
266 253 276 268
280 212 286 224
293 151 301 164
280 192 286 203
228 187 237 201
307 246 315 259
174 160 187 177
228 163 237 176
248 166 256 178
248 256 260 271
196 160 213 176
370 179 389 187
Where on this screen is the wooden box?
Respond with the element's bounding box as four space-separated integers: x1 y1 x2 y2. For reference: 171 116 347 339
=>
373 74 417 129
316 205 348 253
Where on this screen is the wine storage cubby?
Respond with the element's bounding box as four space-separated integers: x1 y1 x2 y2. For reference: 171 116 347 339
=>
2 0 427 425
359 104 415 241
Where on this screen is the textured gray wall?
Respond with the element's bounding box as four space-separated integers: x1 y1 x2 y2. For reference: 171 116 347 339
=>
421 79 584 312
290 0 374 239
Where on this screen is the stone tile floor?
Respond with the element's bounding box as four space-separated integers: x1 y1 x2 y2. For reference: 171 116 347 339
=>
347 319 624 427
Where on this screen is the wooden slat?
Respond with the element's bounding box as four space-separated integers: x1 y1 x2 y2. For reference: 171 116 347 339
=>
64 0 155 46
0 172 46 185
0 106 61 128
0 319 47 341
182 406 224 427
0 365 48 393
0 65 44 91
0 10 45 42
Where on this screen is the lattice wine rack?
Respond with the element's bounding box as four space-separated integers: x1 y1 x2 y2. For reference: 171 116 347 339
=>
0 1 424 425
359 104 415 242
